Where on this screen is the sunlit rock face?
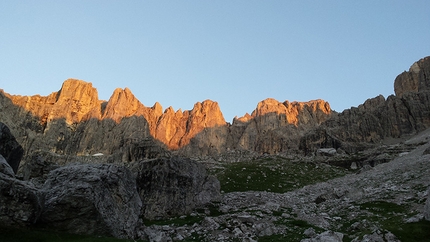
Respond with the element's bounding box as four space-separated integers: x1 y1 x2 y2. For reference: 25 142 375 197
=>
6 79 102 126
0 78 334 157
250 98 331 126
2 79 227 152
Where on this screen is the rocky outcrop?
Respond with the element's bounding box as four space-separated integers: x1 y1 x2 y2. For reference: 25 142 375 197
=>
6 79 102 126
300 56 430 154
155 100 227 150
394 56 430 97
134 157 221 220
0 122 24 174
40 164 142 238
0 155 42 227
227 98 332 154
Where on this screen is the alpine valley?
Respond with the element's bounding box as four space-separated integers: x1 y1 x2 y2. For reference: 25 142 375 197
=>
0 56 429 241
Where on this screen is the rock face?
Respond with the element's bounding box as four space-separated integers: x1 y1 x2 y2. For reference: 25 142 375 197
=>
0 155 43 227
0 122 24 174
1 56 430 158
301 56 430 154
6 79 102 126
394 57 430 97
134 157 221 220
0 78 333 158
40 164 142 238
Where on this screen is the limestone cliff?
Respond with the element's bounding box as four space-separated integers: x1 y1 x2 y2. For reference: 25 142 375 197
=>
5 79 102 126
301 56 430 154
1 56 430 159
2 80 227 153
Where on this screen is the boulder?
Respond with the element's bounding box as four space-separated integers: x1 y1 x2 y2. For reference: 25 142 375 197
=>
40 164 142 238
20 151 61 186
316 148 337 156
134 157 221 220
0 155 42 227
301 230 343 242
0 122 24 174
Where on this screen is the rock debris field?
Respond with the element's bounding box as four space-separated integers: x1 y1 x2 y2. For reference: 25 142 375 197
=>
142 129 430 242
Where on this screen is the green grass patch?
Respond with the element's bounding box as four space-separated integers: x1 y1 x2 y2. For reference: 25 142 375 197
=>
336 201 430 242
0 226 143 242
212 157 349 193
388 219 430 242
359 200 406 214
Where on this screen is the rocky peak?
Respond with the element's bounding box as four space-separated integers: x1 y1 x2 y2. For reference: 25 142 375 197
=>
154 100 226 150
189 100 226 127
6 78 101 125
49 79 101 124
102 87 146 123
244 98 332 126
152 102 163 118
394 56 430 97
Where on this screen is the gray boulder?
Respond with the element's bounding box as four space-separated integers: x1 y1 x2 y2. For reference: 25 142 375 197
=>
134 157 221 220
0 122 24 174
40 164 142 238
0 155 42 227
20 151 61 187
301 230 343 242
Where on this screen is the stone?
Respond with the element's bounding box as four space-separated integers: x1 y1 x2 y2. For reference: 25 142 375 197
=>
316 148 337 156
40 164 142 238
301 230 343 242
134 157 221 220
0 159 42 227
20 151 60 186
0 122 24 174
303 227 316 237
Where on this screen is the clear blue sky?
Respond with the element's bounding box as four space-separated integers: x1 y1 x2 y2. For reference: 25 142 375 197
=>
1 1 429 122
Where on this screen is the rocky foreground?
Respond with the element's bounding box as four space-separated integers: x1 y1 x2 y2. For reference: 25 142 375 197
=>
138 129 430 242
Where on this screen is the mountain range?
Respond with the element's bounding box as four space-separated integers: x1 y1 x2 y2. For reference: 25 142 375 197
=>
0 56 429 162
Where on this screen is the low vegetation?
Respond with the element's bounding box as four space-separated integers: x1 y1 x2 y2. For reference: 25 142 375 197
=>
211 156 350 193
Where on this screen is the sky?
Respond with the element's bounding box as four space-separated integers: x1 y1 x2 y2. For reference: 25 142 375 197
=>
1 1 429 123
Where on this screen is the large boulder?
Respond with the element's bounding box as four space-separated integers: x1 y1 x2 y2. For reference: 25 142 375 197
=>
134 157 221 220
0 155 43 227
0 122 24 174
40 164 142 238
